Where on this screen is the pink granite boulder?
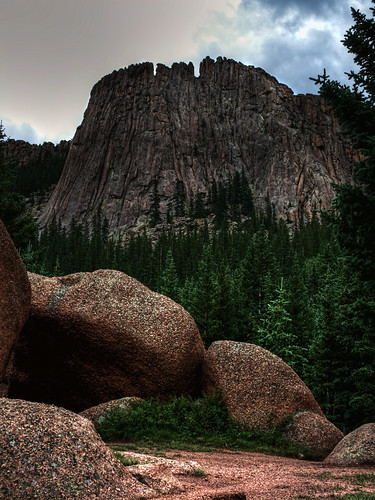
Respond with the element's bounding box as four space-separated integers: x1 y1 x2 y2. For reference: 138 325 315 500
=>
0 397 152 498
203 341 343 457
324 423 375 466
284 411 344 459
8 270 204 412
0 219 31 380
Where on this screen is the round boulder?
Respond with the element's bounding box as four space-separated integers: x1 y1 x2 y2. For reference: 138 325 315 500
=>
324 423 375 466
284 411 344 459
203 341 343 456
8 270 204 412
0 397 152 498
0 219 31 380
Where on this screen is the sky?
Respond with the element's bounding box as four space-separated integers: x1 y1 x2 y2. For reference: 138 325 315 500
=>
0 0 371 144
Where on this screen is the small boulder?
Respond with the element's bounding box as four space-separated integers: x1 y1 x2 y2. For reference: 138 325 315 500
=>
80 396 144 427
324 423 375 466
284 411 344 459
0 397 152 498
0 219 31 380
8 270 204 412
203 341 343 456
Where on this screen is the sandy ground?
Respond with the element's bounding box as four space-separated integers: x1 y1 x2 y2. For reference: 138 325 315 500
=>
133 448 375 499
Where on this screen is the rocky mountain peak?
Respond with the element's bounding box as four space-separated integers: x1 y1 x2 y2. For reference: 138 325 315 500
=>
39 57 353 234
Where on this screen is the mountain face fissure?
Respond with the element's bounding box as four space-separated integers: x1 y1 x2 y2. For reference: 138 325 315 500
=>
39 56 353 233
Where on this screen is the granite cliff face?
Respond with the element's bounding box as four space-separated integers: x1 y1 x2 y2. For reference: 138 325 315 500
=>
39 57 354 233
5 139 70 167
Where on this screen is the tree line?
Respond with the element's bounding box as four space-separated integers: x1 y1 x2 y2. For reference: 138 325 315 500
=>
19 201 372 433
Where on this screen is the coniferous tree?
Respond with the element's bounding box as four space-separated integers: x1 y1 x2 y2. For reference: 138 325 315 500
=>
312 2 375 282
258 278 307 373
0 124 37 249
173 180 186 217
311 1 375 429
150 178 162 227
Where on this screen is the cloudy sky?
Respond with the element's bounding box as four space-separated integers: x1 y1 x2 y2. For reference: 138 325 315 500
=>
0 0 371 144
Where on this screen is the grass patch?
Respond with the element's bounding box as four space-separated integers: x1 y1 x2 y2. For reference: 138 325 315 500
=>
341 495 375 499
192 467 206 477
112 451 139 466
97 391 314 459
347 474 375 487
314 472 375 487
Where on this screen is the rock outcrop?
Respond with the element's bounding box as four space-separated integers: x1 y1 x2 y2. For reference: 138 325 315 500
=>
4 138 70 167
39 57 353 234
8 270 204 412
324 423 375 466
0 397 151 498
0 219 31 380
203 341 343 456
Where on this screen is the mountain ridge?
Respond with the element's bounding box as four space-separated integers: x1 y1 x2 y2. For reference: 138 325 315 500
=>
34 56 354 233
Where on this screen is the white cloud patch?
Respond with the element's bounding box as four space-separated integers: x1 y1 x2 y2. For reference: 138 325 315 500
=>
1 117 64 145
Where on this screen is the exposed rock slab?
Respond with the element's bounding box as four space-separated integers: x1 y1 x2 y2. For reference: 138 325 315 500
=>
324 423 375 466
0 219 31 380
39 57 353 234
0 397 152 498
122 452 203 496
202 341 342 456
8 270 204 412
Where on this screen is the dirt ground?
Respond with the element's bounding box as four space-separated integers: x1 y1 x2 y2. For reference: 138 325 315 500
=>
140 448 375 499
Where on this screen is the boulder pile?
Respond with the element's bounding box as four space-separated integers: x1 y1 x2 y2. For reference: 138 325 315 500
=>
203 341 344 458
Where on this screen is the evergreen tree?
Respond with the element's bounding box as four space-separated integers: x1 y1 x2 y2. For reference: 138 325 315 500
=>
240 171 255 218
149 178 162 227
189 245 220 347
159 249 179 302
258 278 307 373
312 1 375 282
311 0 375 429
0 124 37 249
173 180 186 217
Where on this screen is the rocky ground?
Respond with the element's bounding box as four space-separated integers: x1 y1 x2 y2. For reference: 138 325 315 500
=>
114 447 375 499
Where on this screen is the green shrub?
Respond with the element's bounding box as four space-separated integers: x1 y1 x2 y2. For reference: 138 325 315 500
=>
96 391 312 458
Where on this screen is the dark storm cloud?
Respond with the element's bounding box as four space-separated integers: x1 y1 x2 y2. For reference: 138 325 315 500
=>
241 0 345 18
194 0 372 94
259 27 353 94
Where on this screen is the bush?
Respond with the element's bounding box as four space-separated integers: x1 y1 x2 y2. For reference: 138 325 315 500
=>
96 392 312 458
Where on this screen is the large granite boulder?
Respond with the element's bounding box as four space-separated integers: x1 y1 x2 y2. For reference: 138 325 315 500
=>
203 341 343 457
324 423 375 466
0 398 151 498
0 219 31 380
8 270 204 412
